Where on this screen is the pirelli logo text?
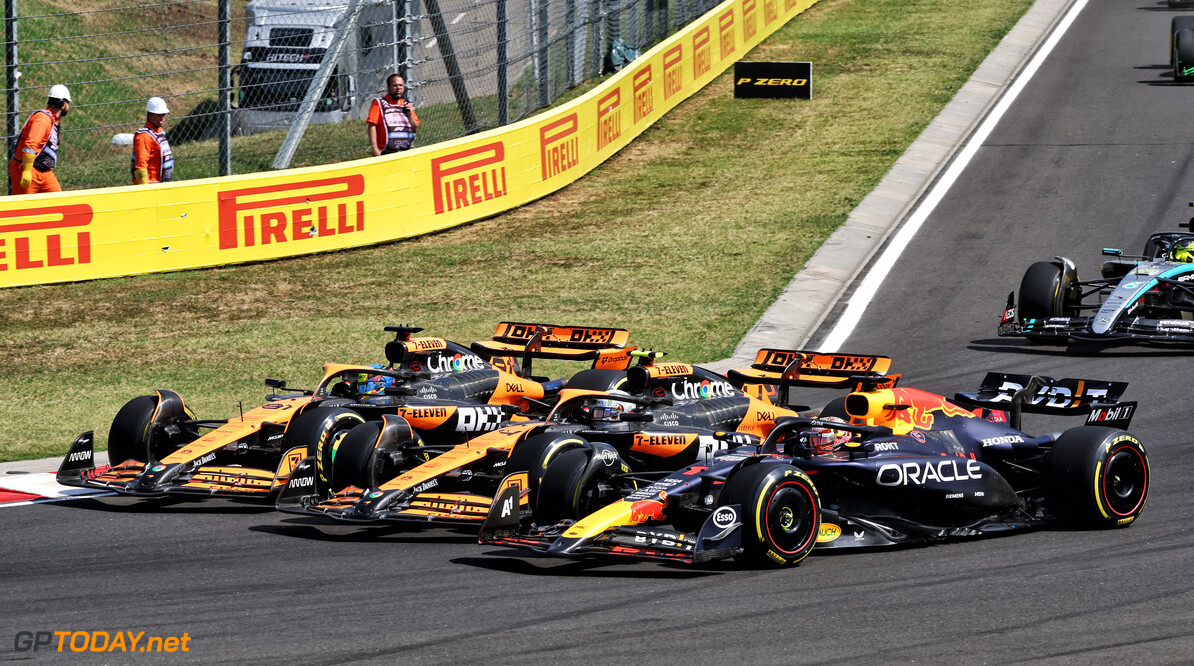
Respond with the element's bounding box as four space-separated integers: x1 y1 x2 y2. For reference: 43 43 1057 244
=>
633 66 654 124
432 142 508 214
540 115 579 181
763 0 778 26
217 175 364 250
693 28 712 78
742 0 758 41
597 89 622 150
663 46 684 100
719 10 736 59
0 205 92 272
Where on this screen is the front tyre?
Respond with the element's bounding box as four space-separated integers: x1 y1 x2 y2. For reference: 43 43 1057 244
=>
721 462 820 567
1042 427 1149 528
107 391 195 464
283 406 367 493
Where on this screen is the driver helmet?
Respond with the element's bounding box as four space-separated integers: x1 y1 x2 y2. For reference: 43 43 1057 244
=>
586 392 636 422
357 365 396 395
1173 239 1194 263
806 417 853 454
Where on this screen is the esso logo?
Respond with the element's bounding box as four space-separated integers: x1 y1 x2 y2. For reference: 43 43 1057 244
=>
712 506 738 529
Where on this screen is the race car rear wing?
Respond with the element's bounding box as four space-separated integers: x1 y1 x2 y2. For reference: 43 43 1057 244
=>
470 322 634 377
953 372 1135 430
727 349 895 407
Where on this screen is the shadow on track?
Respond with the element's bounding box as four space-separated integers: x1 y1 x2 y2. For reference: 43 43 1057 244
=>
250 519 477 544
456 553 722 579
968 338 1193 357
45 495 274 514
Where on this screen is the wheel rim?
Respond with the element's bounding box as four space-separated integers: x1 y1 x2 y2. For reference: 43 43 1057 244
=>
765 481 818 555
1102 446 1148 516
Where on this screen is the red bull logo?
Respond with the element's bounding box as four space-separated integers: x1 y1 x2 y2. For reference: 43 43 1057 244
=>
633 66 654 124
742 0 758 41
540 114 579 181
719 9 736 60
217 175 364 249
0 204 92 271
879 391 974 432
663 45 683 100
763 0 778 25
431 142 508 215
693 27 712 78
597 89 623 150
627 493 667 525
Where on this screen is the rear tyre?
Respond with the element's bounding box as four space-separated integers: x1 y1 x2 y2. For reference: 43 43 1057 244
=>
1042 427 1149 528
720 462 820 567
107 392 193 464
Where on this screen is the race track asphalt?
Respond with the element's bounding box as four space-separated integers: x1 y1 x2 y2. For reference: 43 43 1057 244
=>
4 1 1194 663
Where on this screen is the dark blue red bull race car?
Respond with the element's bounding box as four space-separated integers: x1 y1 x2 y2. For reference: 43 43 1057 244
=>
479 352 1148 567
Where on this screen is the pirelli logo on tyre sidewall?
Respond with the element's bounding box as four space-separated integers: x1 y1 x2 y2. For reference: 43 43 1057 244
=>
719 9 736 60
432 142 508 215
633 66 654 124
0 204 92 272
597 89 622 150
540 114 579 181
663 45 683 100
693 27 712 79
742 0 758 41
217 175 365 249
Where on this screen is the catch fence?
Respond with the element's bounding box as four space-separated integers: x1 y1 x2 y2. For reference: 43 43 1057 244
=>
3 0 717 190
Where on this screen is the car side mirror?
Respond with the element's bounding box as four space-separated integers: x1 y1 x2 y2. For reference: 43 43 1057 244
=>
1102 248 1123 257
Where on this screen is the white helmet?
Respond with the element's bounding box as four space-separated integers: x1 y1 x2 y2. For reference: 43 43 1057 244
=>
146 97 170 114
48 84 71 102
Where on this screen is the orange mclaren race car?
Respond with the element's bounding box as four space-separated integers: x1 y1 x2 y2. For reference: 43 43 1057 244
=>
479 351 1146 567
274 351 891 527
56 322 633 499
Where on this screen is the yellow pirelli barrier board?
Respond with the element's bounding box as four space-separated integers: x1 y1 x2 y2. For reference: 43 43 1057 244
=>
0 0 820 289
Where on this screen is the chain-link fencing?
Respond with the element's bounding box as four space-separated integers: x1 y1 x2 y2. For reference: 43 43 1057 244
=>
3 0 719 190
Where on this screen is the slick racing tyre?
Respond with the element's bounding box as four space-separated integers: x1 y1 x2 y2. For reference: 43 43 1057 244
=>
1042 427 1149 528
534 446 621 525
1172 17 1194 67
327 415 428 492
1175 28 1194 83
721 462 820 567
505 432 589 498
107 391 195 464
563 369 630 392
1019 261 1079 320
283 406 366 493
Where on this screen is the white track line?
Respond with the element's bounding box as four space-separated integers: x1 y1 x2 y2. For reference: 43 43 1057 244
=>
818 0 1088 353
0 473 112 507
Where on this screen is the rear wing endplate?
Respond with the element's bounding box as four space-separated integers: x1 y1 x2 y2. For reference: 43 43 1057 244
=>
953 372 1134 430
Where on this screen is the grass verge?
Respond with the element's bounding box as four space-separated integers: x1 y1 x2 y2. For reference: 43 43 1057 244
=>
0 0 1034 461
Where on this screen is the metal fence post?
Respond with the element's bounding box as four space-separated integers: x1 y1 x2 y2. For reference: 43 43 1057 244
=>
5 0 17 159
218 0 231 176
497 0 508 126
424 0 477 133
537 0 549 107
